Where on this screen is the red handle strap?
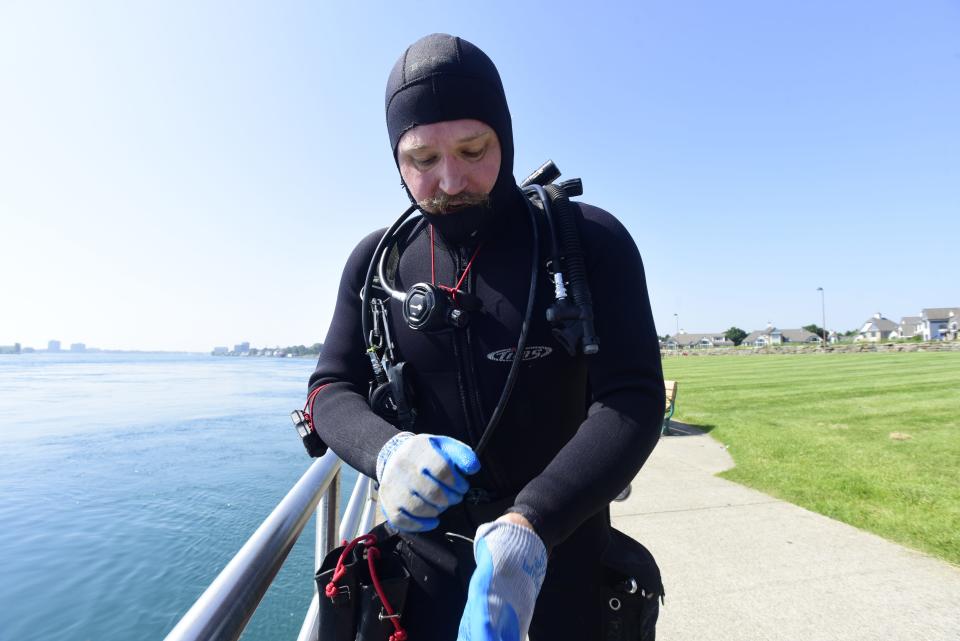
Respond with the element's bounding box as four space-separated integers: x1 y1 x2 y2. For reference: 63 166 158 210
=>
324 533 376 599
302 384 329 434
323 534 408 640
367 546 408 641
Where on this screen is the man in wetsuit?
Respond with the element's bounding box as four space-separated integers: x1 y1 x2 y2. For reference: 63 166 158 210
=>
307 33 664 640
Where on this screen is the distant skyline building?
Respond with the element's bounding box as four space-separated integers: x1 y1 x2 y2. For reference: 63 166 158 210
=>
70 343 86 352
233 342 250 354
212 346 228 355
47 340 61 352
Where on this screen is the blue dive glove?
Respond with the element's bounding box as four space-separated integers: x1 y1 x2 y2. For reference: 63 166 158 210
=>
457 521 548 641
376 432 481 532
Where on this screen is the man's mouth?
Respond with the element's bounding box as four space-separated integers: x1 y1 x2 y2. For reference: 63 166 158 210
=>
439 200 476 214
418 192 491 214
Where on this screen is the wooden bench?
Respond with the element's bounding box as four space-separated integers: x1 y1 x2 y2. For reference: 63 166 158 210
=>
662 380 678 435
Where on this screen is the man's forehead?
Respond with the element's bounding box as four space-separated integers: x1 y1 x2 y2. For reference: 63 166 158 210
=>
398 119 494 151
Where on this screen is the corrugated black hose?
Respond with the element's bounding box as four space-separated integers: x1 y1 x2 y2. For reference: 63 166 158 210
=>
544 183 599 355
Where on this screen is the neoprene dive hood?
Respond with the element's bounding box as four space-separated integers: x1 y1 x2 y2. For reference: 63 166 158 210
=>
385 33 522 245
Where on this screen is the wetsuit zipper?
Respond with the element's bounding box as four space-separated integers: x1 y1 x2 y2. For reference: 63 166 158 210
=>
446 248 477 446
459 248 488 432
449 249 480 441
451 328 476 445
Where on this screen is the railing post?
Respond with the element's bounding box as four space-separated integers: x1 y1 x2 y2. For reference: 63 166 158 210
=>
338 475 371 543
298 472 339 641
358 479 379 534
317 471 340 567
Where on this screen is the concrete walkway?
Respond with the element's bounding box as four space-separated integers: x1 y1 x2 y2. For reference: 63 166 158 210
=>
611 424 960 641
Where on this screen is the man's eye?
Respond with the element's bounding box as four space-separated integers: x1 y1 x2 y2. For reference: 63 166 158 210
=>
413 156 437 167
462 147 485 160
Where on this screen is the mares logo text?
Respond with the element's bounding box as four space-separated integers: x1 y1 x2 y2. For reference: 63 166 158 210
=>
486 346 553 363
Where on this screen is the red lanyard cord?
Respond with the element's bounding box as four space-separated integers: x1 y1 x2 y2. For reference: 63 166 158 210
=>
301 383 329 434
430 225 483 303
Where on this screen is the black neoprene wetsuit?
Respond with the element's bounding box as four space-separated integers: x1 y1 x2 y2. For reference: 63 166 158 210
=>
308 187 664 548
308 185 663 639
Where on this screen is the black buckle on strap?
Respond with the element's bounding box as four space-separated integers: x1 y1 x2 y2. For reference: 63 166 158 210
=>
464 488 497 504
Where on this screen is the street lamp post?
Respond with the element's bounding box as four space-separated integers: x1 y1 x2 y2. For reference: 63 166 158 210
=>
674 313 679 357
817 287 827 346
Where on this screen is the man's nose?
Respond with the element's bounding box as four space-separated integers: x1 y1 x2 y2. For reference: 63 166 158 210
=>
437 157 467 196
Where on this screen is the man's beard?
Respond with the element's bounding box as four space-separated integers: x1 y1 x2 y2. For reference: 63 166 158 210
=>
417 190 491 215
417 190 494 245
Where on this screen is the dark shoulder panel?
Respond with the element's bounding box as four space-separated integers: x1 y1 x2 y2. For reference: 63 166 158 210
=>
575 201 641 265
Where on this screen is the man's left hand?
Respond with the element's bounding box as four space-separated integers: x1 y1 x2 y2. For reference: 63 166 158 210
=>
457 515 547 641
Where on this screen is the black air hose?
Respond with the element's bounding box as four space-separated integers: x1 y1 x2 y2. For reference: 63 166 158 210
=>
544 183 599 354
362 205 418 349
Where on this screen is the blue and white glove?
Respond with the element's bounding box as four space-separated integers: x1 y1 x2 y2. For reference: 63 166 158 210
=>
376 432 481 532
457 521 548 641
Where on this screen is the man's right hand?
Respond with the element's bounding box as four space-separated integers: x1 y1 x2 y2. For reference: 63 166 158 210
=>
376 432 481 532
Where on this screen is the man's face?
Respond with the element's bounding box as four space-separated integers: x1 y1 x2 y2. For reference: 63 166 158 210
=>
396 119 501 214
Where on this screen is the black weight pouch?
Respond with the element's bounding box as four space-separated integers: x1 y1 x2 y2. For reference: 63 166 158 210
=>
600 528 664 641
315 523 412 641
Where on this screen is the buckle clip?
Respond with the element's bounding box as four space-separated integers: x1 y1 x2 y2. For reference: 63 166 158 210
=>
464 488 494 504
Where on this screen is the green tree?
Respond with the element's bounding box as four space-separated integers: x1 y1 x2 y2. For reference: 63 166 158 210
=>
724 326 747 346
803 324 826 340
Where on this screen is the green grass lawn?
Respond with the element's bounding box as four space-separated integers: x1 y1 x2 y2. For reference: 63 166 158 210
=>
662 351 960 566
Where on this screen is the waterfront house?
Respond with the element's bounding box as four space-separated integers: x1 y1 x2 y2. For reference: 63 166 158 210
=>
665 331 734 349
743 326 822 347
889 316 922 340
855 313 897 342
919 308 960 341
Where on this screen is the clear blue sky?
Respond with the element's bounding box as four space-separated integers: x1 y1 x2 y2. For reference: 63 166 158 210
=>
2 1 957 351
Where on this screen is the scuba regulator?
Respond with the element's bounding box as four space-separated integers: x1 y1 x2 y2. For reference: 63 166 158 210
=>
403 283 466 331
379 235 480 333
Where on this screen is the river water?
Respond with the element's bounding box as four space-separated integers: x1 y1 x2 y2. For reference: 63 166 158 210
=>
0 352 357 640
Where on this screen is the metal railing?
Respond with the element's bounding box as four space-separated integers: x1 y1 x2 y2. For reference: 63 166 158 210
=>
163 451 380 641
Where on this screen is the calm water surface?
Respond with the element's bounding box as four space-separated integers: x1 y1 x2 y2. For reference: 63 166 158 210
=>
0 353 358 641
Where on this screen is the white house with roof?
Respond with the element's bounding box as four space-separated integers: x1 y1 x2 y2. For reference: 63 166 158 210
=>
855 313 898 342
665 331 734 349
743 325 822 347
889 316 922 340
919 308 959 341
